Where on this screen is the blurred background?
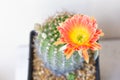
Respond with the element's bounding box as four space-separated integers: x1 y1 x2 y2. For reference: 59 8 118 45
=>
0 0 120 80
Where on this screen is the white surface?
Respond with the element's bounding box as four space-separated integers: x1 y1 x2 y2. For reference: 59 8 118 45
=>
0 47 15 80
16 40 120 80
16 46 29 80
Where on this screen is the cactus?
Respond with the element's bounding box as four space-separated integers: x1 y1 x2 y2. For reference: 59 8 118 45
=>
34 12 98 76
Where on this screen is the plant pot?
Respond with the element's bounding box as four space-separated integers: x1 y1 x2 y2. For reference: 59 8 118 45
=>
28 30 100 80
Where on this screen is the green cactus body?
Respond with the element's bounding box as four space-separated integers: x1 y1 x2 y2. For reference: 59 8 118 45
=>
35 12 97 76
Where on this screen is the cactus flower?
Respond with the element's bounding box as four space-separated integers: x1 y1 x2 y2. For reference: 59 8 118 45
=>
54 15 104 63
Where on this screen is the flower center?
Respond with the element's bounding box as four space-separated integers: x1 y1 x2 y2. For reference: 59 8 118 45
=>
77 35 84 43
69 26 90 45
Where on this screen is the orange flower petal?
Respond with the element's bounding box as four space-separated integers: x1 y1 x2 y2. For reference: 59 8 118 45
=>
89 29 104 43
90 42 101 50
64 47 74 59
82 49 89 63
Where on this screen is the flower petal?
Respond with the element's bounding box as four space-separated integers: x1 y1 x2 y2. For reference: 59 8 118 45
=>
90 42 101 50
89 29 104 43
64 47 74 59
82 49 89 63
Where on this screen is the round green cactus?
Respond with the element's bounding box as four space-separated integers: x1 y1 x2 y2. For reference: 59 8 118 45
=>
34 12 98 76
